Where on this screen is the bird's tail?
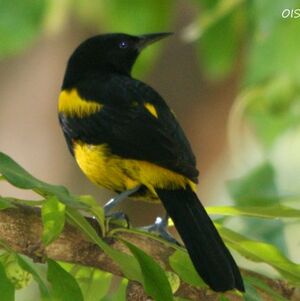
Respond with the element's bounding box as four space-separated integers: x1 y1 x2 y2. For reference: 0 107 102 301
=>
155 185 244 292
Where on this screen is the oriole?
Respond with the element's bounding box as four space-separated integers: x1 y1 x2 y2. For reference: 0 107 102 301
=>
58 32 244 292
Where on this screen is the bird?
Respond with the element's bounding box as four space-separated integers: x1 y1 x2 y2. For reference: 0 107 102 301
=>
58 32 245 292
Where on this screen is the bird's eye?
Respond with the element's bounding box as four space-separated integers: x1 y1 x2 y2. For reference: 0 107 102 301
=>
119 41 128 49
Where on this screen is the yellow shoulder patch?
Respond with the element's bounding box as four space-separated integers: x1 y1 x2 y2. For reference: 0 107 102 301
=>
58 89 103 117
144 102 158 118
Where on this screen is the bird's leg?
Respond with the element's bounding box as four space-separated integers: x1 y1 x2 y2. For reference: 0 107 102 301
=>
140 213 182 246
104 185 141 228
104 185 141 214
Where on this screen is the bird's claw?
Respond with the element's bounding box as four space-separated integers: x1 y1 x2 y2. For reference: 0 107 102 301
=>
106 211 130 229
140 216 182 246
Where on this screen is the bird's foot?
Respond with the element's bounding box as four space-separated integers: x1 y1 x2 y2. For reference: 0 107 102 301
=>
140 215 182 246
103 186 141 230
106 211 130 229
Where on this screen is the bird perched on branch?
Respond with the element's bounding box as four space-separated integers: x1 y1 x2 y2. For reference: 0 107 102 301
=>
58 32 244 292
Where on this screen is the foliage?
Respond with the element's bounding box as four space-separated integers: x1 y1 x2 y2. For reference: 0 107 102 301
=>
0 0 173 77
0 0 48 59
1 0 300 300
0 152 299 300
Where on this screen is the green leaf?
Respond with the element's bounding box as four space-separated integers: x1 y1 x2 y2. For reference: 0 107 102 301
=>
245 0 300 85
194 0 246 79
0 196 16 210
0 152 41 189
66 207 142 282
169 250 205 288
0 261 15 301
187 0 245 39
166 271 180 293
41 196 66 245
0 197 44 207
101 278 128 301
75 0 173 33
79 195 105 237
76 268 112 301
242 77 300 148
244 281 262 301
227 162 286 251
0 0 47 59
124 241 173 301
216 224 300 285
219 295 231 301
206 204 300 219
0 253 32 289
17 254 51 300
0 152 87 209
228 162 278 205
245 275 290 301
59 263 113 301
47 259 83 301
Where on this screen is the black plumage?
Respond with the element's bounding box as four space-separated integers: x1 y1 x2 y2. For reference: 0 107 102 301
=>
60 75 198 182
59 33 244 292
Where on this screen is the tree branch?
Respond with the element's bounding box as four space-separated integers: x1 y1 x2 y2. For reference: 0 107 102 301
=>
0 205 297 301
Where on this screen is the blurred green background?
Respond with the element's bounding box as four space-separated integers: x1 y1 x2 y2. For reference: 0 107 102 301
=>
1 0 300 299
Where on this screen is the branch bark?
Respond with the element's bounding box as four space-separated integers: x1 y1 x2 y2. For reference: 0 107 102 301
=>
0 205 297 301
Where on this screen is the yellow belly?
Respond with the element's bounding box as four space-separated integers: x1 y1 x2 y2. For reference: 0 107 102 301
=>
73 141 195 201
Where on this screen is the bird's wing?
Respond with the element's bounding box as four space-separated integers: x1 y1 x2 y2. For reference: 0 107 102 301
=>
61 75 199 182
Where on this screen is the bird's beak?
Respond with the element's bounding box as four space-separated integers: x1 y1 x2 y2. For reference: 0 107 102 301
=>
137 32 173 51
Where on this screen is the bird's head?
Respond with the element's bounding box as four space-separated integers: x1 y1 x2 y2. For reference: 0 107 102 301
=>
63 32 172 88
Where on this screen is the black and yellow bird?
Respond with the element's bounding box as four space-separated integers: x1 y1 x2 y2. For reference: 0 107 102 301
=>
58 32 244 292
